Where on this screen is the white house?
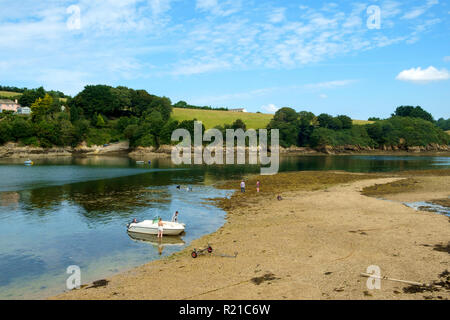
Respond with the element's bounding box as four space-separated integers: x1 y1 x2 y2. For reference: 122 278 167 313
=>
16 107 31 115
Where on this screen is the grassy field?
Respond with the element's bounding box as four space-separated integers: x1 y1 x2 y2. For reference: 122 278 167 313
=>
172 108 273 129
172 107 373 129
353 119 374 125
446 130 450 135
0 91 22 98
0 91 68 102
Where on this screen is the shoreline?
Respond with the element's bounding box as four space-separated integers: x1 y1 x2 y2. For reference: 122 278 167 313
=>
1 147 450 160
52 169 449 300
1 141 449 159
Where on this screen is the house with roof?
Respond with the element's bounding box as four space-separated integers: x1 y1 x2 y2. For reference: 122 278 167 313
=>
0 99 21 113
16 107 31 115
229 108 246 112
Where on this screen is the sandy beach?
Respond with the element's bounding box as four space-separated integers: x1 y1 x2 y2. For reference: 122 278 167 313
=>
53 170 449 300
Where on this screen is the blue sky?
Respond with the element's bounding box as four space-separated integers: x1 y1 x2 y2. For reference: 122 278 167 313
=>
0 0 449 119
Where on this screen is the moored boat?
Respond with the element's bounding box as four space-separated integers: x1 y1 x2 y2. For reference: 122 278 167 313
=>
127 219 185 236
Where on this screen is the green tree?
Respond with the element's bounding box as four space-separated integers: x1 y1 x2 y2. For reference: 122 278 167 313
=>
231 119 247 131
96 114 106 127
267 108 300 147
336 115 353 129
317 113 334 129
393 106 434 122
31 94 53 122
18 87 46 107
11 117 33 140
0 121 13 144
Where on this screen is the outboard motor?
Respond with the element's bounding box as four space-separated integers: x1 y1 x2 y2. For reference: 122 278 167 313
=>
127 218 138 229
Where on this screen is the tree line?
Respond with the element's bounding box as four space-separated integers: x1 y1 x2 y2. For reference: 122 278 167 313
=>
265 106 449 148
0 83 449 150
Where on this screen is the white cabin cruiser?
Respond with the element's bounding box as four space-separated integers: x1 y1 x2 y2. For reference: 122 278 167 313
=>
127 219 185 236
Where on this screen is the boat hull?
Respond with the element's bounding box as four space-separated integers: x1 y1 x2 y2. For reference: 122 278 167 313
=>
127 220 185 236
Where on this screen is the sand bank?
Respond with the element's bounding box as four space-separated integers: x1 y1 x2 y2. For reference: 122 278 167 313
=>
52 170 449 300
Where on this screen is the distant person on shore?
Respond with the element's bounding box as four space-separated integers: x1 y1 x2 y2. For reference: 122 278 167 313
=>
172 211 179 223
157 218 164 238
240 180 246 193
277 195 283 201
256 180 260 193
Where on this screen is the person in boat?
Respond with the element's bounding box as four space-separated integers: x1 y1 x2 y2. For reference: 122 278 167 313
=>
157 218 164 238
172 211 179 223
240 180 246 193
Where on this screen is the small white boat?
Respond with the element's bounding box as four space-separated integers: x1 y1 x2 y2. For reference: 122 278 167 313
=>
136 161 145 165
24 160 34 166
127 220 185 236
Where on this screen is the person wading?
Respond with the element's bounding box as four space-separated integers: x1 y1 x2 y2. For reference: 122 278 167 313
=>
157 218 164 238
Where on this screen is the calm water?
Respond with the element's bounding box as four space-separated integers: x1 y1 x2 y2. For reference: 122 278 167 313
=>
0 154 449 299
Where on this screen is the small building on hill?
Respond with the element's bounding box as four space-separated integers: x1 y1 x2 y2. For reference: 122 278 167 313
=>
229 108 246 112
0 99 21 113
16 107 31 115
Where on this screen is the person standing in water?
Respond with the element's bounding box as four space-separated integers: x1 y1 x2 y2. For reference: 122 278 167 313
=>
256 180 260 193
172 211 179 223
240 180 246 193
157 218 164 238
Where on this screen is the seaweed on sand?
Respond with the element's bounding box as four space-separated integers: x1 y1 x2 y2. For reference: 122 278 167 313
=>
403 270 450 295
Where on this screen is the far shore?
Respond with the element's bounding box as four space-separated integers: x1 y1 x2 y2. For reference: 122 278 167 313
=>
1 141 450 159
52 169 449 300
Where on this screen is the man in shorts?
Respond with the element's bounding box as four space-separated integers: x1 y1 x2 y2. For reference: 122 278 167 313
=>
157 218 164 238
240 180 245 193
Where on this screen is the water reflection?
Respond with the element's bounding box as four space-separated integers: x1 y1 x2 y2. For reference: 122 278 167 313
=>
0 154 448 299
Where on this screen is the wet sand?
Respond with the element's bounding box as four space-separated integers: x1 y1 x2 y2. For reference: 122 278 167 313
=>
53 170 449 300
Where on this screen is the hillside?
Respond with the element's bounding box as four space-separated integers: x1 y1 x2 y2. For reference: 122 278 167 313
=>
0 91 22 98
172 107 373 129
172 108 273 129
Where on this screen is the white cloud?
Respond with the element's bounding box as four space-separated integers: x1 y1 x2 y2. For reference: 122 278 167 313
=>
304 80 357 90
402 0 439 20
262 104 279 114
195 0 241 16
444 56 450 62
396 66 450 83
0 0 445 91
171 60 230 75
269 8 286 23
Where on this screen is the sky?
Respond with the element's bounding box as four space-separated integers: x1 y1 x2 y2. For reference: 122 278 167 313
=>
0 0 449 120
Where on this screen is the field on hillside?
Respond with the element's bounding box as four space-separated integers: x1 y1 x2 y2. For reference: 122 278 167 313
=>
172 108 374 129
0 91 22 98
446 130 450 135
353 119 374 125
172 108 273 129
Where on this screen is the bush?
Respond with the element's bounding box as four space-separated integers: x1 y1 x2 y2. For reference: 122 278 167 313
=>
20 136 39 147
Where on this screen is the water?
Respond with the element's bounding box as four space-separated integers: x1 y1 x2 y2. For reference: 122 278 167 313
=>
0 154 448 299
403 201 450 217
